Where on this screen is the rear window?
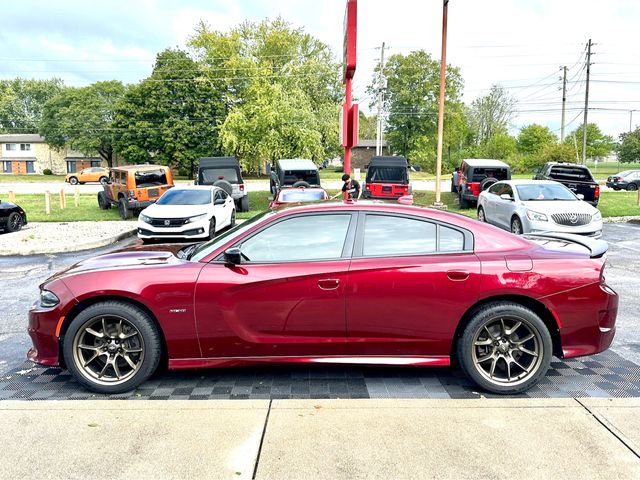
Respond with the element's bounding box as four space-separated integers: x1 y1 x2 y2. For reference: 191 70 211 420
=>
283 170 319 185
200 167 240 184
135 169 168 187
469 167 509 183
548 166 594 182
366 167 407 184
280 190 326 202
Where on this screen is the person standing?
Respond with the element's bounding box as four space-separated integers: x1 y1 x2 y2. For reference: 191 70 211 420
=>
331 173 361 200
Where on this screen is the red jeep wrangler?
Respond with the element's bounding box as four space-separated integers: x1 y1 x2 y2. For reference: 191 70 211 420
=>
363 156 411 199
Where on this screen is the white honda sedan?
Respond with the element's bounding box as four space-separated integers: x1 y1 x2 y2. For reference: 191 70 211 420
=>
137 186 236 241
477 180 602 238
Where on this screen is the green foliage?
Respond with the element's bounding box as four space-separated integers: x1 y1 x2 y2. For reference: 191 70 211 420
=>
189 17 341 170
540 143 576 163
39 81 125 166
480 132 517 159
358 111 377 140
42 168 52 175
517 124 557 154
468 85 517 145
368 50 466 161
617 127 640 163
0 78 64 133
565 123 614 159
113 49 221 177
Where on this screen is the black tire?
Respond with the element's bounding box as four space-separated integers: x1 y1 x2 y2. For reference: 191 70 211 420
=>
480 177 498 192
69 176 78 185
292 180 311 188
62 301 162 394
230 209 236 228
118 198 132 220
456 302 552 394
477 206 486 223
459 193 470 209
79 182 86 185
213 180 233 196
613 187 621 191
99 176 108 185
97 191 111 210
7 212 24 232
627 183 638 192
511 216 523 235
208 217 216 240
240 195 249 212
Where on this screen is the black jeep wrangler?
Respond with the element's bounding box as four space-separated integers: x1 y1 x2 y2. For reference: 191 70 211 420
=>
270 159 321 195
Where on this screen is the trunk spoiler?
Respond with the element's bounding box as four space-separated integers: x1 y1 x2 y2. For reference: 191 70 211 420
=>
523 232 608 258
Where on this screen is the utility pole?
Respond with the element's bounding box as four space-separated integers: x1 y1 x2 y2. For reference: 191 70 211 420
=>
581 39 592 165
375 42 386 156
560 66 567 143
630 110 635 132
433 0 449 207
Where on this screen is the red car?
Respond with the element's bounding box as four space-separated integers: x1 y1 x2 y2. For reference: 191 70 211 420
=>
28 202 617 394
268 187 329 209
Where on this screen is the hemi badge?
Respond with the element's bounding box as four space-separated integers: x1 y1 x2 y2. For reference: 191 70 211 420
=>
169 309 187 313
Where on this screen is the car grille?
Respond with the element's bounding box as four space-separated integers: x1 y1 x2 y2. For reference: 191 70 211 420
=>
148 217 188 227
551 213 592 226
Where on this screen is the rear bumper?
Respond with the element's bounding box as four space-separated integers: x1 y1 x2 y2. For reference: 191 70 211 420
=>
127 200 155 210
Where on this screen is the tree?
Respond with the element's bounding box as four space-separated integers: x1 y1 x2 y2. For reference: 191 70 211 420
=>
468 85 517 145
540 143 576 163
481 132 517 159
189 17 342 169
617 127 640 163
113 49 223 176
0 78 64 133
367 50 466 165
39 81 125 167
564 123 614 160
358 111 377 140
517 124 557 155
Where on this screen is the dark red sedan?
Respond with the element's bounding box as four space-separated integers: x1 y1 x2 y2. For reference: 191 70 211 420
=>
28 202 618 394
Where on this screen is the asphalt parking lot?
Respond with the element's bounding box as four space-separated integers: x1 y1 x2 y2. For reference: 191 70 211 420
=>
1 222 639 400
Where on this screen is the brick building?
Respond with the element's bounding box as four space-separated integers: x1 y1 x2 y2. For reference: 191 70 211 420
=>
0 134 104 175
351 139 390 170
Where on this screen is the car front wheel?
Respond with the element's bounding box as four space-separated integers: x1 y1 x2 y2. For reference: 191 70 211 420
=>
69 177 78 185
477 206 486 222
627 183 638 191
7 212 24 232
457 302 552 394
62 301 162 394
511 216 523 235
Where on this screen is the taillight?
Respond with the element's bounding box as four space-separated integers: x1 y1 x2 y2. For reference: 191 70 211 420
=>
366 184 371 190
239 184 244 191
595 185 600 198
469 183 481 196
129 190 135 198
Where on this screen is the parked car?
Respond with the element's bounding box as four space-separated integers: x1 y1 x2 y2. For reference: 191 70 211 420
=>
456 159 511 208
195 157 249 212
534 162 599 206
269 187 329 209
97 165 174 220
65 167 110 185
0 199 27 233
478 180 603 237
363 156 411 199
137 185 235 242
606 170 640 191
270 159 321 195
28 201 617 395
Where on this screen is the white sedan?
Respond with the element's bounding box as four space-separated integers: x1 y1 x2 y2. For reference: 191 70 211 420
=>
137 186 236 241
477 180 602 238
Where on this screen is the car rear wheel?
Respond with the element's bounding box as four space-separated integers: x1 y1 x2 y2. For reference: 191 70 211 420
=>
208 218 216 239
477 206 486 222
627 183 638 191
511 216 523 235
99 176 108 185
457 302 552 394
7 212 24 232
118 198 132 219
69 176 78 185
240 195 249 212
63 301 162 394
97 191 111 210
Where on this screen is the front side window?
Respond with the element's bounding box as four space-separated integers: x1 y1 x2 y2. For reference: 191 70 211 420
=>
240 214 352 263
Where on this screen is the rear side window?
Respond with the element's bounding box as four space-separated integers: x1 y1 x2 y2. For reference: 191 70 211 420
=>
549 166 594 182
367 167 407 183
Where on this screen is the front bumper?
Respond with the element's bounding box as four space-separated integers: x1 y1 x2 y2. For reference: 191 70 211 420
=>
524 218 603 238
137 217 210 239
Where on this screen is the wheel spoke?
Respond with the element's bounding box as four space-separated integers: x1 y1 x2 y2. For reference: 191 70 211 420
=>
500 318 506 337
102 318 110 338
510 356 530 373
518 345 539 357
116 319 123 336
112 357 122 380
85 327 104 338
120 330 138 340
489 358 498 378
505 321 522 336
477 352 495 363
97 361 110 378
122 353 137 370
82 351 102 367
505 359 512 381
484 325 497 340
78 343 100 351
514 333 535 345
123 346 143 354
474 338 493 346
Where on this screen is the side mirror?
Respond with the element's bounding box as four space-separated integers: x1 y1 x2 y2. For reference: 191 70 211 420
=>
500 194 513 201
577 193 585 200
224 247 242 265
214 198 225 205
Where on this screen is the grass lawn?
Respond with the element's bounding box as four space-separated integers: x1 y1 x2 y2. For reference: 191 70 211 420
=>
0 174 66 183
11 192 121 222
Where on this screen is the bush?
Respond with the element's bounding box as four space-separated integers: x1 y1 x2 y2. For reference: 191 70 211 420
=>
42 169 53 175
334 166 344 173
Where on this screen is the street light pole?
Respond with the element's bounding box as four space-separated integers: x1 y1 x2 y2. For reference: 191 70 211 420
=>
433 0 449 207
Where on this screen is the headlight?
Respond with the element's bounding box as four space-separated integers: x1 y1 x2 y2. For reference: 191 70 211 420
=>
185 213 208 224
139 213 151 223
525 209 548 222
592 210 602 221
40 290 60 308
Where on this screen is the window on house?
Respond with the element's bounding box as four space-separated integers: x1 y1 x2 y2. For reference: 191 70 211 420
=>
66 161 76 173
20 144 31 151
6 144 16 151
91 160 100 168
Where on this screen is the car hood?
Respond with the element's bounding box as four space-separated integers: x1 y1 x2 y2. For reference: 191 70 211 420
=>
518 200 597 214
141 203 210 219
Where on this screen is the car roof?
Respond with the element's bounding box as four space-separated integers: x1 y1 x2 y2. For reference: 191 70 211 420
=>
198 156 239 168
111 164 169 171
494 179 562 186
462 159 510 168
168 185 220 191
369 156 408 167
277 159 317 170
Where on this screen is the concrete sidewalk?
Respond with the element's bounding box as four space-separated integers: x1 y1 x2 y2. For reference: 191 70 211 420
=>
1 398 638 479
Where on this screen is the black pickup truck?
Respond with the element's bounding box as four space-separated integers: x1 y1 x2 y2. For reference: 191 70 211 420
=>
533 162 600 206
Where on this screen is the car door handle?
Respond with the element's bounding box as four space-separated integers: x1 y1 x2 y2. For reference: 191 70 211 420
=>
446 270 469 281
318 279 340 290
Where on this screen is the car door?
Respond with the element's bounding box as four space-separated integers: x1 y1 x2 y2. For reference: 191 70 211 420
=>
212 189 229 228
346 212 481 357
493 184 515 228
483 182 503 225
194 212 357 358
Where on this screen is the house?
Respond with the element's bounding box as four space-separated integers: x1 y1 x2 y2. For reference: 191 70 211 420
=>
351 139 391 170
0 134 104 175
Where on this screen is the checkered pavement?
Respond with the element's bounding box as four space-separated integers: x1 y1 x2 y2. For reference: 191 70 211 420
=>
1 350 639 400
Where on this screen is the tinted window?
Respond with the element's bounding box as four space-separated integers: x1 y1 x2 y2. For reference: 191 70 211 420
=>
135 169 168 187
439 226 465 252
280 190 326 202
363 215 436 256
367 167 407 183
501 185 513 197
241 214 351 262
488 183 502 194
548 166 594 182
201 168 239 184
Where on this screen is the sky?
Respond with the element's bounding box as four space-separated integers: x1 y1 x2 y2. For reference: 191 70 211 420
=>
1 0 638 140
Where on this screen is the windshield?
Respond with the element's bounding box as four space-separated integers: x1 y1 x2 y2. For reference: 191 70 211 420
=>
190 211 272 262
157 189 211 205
200 167 239 184
279 190 326 202
516 184 576 201
135 169 168 187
